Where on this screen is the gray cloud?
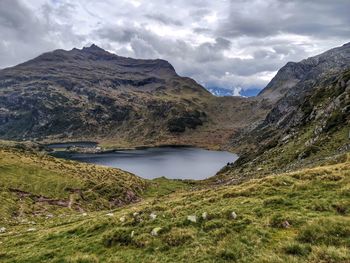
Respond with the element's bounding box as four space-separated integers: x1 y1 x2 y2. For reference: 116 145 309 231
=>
0 0 349 94
218 0 350 38
145 14 183 26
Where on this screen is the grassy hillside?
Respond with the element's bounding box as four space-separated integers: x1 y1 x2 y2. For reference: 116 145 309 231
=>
0 141 148 221
0 153 349 262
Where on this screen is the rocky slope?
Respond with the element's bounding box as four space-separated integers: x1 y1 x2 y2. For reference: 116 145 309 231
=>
0 45 270 148
258 42 350 102
220 43 350 181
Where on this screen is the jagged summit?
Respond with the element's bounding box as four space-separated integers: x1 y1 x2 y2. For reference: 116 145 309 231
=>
82 43 105 51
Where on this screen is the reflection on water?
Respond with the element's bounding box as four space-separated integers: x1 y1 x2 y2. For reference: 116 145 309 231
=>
55 147 238 180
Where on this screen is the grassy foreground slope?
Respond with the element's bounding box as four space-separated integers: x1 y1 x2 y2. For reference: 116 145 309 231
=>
1 154 349 263
0 141 148 220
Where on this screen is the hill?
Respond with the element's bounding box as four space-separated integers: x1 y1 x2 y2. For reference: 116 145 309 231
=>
0 152 349 262
0 45 270 148
0 140 148 220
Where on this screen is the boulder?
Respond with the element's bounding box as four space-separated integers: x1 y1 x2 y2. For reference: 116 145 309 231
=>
282 220 291 228
151 227 162 236
150 212 157 220
230 211 237 219
202 212 208 220
187 215 197 223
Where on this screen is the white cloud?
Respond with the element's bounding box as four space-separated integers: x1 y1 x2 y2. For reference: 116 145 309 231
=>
0 0 349 94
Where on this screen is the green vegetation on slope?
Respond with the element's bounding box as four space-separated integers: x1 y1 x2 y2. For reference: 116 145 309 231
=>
219 69 350 182
0 141 148 220
1 154 349 262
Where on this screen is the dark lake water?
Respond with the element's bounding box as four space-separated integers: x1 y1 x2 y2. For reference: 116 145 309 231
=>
54 147 238 180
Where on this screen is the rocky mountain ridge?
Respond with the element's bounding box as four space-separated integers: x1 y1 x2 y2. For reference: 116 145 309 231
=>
220 42 350 181
258 42 350 102
0 44 270 148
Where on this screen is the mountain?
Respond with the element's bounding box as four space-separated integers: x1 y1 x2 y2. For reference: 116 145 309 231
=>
0 45 271 148
258 42 350 102
207 87 234 96
220 43 350 181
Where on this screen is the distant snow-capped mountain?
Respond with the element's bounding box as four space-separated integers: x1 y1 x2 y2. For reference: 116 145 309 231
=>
206 87 234 96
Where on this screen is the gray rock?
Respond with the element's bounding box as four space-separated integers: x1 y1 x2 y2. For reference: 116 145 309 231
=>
149 212 157 220
282 220 291 228
151 227 162 236
187 215 197 223
230 211 237 219
202 212 208 220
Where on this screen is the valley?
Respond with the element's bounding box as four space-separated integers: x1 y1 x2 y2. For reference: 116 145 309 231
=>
0 41 349 263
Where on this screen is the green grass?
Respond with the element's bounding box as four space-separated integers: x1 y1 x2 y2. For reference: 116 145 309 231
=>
0 153 349 262
0 144 148 220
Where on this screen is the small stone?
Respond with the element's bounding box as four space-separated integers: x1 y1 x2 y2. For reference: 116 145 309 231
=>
257 167 263 171
27 228 36 232
130 230 135 238
150 212 157 220
282 220 290 228
82 213 87 216
187 215 197 223
151 227 162 236
230 211 237 219
133 212 139 217
0 227 6 233
202 212 208 220
106 213 114 217
119 216 126 222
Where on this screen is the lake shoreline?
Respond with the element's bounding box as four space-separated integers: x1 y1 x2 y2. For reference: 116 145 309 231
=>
49 145 238 180
44 141 211 154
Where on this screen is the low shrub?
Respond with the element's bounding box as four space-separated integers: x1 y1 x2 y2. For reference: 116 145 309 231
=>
162 228 194 246
308 245 350 263
297 218 350 246
283 242 311 256
66 253 99 263
103 228 133 247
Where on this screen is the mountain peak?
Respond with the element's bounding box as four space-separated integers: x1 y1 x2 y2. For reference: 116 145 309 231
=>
82 44 107 53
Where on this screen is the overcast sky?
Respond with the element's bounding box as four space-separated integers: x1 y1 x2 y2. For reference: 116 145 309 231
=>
0 0 349 94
